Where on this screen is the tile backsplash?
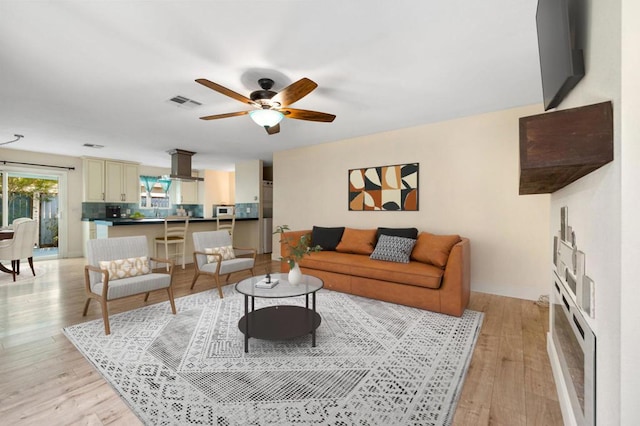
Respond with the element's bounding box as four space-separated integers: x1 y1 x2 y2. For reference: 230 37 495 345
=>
82 202 203 219
234 203 259 219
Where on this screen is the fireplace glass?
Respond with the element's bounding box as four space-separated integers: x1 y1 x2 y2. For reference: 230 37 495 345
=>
551 276 595 425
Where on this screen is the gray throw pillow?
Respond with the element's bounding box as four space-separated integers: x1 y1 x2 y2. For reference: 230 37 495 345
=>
369 234 416 263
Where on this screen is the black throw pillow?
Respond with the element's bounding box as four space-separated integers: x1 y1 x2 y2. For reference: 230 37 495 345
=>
311 226 345 251
376 227 419 242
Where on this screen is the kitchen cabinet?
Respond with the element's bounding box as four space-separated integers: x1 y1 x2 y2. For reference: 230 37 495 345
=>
83 158 139 202
169 179 198 205
178 180 198 204
84 158 106 202
105 161 139 202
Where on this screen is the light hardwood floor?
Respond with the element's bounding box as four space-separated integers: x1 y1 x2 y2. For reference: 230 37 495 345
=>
0 256 563 425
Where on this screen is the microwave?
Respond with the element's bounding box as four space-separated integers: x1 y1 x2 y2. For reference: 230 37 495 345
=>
216 205 234 216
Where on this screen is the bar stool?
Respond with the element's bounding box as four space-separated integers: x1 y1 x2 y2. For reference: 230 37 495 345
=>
155 216 189 269
216 214 235 241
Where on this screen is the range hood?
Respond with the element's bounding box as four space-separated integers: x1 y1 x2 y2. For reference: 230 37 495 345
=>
168 149 204 182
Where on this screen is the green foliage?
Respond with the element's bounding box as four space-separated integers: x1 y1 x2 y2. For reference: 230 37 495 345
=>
7 177 57 202
273 224 322 268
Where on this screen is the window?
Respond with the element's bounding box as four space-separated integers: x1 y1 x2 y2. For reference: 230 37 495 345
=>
140 176 171 208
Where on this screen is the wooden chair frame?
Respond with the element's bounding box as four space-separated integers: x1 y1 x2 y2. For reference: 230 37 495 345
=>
191 247 256 298
83 257 176 335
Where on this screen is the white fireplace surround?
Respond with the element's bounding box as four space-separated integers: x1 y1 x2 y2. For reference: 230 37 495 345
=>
548 207 596 426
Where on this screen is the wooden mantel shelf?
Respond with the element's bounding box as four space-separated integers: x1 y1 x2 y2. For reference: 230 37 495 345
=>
519 101 613 195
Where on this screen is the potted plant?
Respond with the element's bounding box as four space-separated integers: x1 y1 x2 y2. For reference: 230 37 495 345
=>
273 225 321 284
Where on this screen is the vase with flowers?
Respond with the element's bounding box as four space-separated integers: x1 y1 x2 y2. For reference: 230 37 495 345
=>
273 225 322 285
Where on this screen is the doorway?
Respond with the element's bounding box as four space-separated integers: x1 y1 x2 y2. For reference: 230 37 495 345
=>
0 170 61 259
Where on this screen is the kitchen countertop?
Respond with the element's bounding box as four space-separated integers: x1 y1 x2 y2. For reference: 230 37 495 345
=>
85 217 258 225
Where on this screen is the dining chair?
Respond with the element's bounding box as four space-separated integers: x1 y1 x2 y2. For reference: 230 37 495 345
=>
191 230 256 298
216 214 235 240
154 216 189 270
0 218 38 281
84 235 177 335
12 217 32 226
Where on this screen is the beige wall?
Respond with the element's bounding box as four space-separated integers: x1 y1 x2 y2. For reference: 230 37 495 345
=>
203 169 235 217
273 104 550 301
234 159 262 204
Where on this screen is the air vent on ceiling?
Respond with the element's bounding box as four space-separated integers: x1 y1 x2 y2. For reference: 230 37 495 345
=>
167 95 202 110
83 143 104 148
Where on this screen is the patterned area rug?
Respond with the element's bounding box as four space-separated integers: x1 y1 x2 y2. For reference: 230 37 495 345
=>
64 287 483 426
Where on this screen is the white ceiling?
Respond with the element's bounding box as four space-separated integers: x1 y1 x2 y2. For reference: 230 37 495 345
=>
0 0 542 172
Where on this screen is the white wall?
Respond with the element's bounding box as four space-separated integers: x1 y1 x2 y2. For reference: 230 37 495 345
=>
620 0 640 422
547 0 623 422
274 105 550 301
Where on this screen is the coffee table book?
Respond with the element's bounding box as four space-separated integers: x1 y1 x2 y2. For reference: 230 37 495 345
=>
255 278 279 289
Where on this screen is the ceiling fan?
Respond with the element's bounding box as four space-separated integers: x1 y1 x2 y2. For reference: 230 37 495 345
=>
195 77 336 135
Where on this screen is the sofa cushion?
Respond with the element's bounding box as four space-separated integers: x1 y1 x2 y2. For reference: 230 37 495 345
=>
370 234 416 263
299 251 444 289
311 226 345 251
411 232 461 268
376 227 419 242
336 228 377 255
92 272 171 300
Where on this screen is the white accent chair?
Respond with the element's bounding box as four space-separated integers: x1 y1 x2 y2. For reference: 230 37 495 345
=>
155 216 189 270
84 235 177 335
191 230 256 298
0 218 38 281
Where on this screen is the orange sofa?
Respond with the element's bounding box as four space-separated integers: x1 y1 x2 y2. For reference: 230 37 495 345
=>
280 229 470 317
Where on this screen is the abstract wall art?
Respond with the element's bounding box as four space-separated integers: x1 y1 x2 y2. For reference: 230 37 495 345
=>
348 163 419 211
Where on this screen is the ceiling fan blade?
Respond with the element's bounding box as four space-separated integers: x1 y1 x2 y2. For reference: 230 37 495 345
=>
195 79 254 105
271 78 318 106
199 110 250 120
266 124 280 135
281 108 336 123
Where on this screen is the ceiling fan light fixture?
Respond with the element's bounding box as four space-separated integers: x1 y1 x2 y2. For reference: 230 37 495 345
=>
249 109 284 128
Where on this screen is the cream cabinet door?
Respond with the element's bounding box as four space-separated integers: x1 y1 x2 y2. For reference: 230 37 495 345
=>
122 163 140 203
105 161 139 202
104 161 125 202
179 180 198 204
84 158 105 202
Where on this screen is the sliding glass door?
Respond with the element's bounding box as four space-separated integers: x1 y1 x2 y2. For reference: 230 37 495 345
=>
0 171 60 259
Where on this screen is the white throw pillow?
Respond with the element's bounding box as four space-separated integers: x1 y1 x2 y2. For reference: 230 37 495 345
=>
99 256 151 281
205 246 236 263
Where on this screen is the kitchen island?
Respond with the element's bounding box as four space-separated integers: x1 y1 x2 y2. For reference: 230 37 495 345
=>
84 217 259 262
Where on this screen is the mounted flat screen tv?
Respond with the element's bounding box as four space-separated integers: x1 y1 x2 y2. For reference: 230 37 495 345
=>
536 0 585 110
